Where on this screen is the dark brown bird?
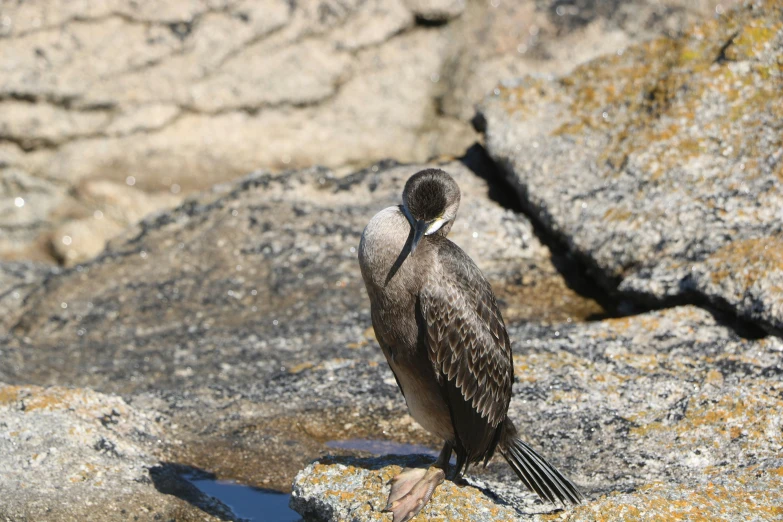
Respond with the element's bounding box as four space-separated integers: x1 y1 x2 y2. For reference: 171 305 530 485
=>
358 169 583 522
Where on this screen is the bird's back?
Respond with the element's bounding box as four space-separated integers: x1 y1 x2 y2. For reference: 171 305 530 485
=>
420 237 515 463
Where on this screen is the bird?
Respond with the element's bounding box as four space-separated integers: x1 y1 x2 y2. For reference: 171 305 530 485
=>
358 168 584 522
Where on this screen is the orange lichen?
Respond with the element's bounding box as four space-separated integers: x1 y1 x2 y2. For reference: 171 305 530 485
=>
707 237 783 289
287 362 314 374
530 0 783 194
301 458 518 521
0 386 20 405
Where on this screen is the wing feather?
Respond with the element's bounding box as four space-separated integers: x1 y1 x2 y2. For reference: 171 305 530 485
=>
419 242 513 463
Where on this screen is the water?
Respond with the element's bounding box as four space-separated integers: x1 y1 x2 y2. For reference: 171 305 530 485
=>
182 439 439 520
325 438 439 457
185 474 301 522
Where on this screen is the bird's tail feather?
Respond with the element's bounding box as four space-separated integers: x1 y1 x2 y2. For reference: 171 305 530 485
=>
500 436 584 506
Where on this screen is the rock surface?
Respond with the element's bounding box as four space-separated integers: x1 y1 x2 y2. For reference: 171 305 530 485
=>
291 455 519 521
290 306 783 520
0 0 726 262
0 383 232 521
480 0 783 332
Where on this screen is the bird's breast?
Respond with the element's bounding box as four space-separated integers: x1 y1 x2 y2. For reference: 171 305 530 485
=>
388 353 455 441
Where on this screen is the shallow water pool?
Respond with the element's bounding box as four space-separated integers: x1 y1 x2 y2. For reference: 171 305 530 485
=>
185 474 301 521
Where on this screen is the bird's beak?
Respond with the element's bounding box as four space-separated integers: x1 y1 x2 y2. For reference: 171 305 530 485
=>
410 219 427 255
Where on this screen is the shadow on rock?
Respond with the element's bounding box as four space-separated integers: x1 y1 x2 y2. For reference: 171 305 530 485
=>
149 463 238 521
460 142 625 320
317 453 437 472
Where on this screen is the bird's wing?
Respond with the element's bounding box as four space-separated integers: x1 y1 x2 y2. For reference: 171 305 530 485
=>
419 242 513 467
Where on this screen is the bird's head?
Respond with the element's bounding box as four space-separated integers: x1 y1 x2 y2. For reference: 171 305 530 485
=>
401 169 461 254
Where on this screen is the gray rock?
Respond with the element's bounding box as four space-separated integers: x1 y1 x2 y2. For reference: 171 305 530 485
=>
0 0 726 262
0 383 233 521
289 306 783 519
480 0 783 332
291 455 519 521
2 160 781 517
439 0 733 122
0 261 60 331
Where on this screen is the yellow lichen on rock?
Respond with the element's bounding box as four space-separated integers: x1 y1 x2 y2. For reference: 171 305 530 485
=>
557 470 783 522
291 455 521 521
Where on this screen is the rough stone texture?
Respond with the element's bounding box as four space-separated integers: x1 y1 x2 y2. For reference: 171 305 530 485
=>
289 306 783 520
481 0 783 332
0 0 726 263
439 0 735 122
0 383 233 521
0 161 601 494
0 260 59 319
291 455 518 521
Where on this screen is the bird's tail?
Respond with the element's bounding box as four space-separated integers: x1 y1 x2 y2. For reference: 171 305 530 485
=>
500 425 584 506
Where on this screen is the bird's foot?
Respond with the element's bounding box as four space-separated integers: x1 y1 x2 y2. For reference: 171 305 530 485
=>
384 466 445 522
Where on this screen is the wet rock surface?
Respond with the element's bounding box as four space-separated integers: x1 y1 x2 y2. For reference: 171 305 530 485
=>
480 0 783 332
0 383 233 521
0 0 725 263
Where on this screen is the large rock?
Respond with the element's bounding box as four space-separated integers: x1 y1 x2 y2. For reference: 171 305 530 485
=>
441 0 735 122
289 306 783 519
481 0 783 332
291 455 519 521
0 161 601 492
0 0 726 262
0 383 233 521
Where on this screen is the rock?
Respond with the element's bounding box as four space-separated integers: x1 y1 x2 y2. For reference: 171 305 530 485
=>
288 306 783 519
49 180 183 266
0 261 59 330
566 474 783 521
0 383 233 521
502 306 783 504
291 455 518 521
0 160 601 492
439 0 733 122
480 0 783 332
0 0 726 262
2 165 781 517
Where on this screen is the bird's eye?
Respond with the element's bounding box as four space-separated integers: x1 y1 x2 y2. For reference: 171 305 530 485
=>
425 217 448 235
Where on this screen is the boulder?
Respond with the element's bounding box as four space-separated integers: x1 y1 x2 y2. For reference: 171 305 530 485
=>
0 0 726 262
0 383 233 521
480 0 783 332
291 455 519 521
